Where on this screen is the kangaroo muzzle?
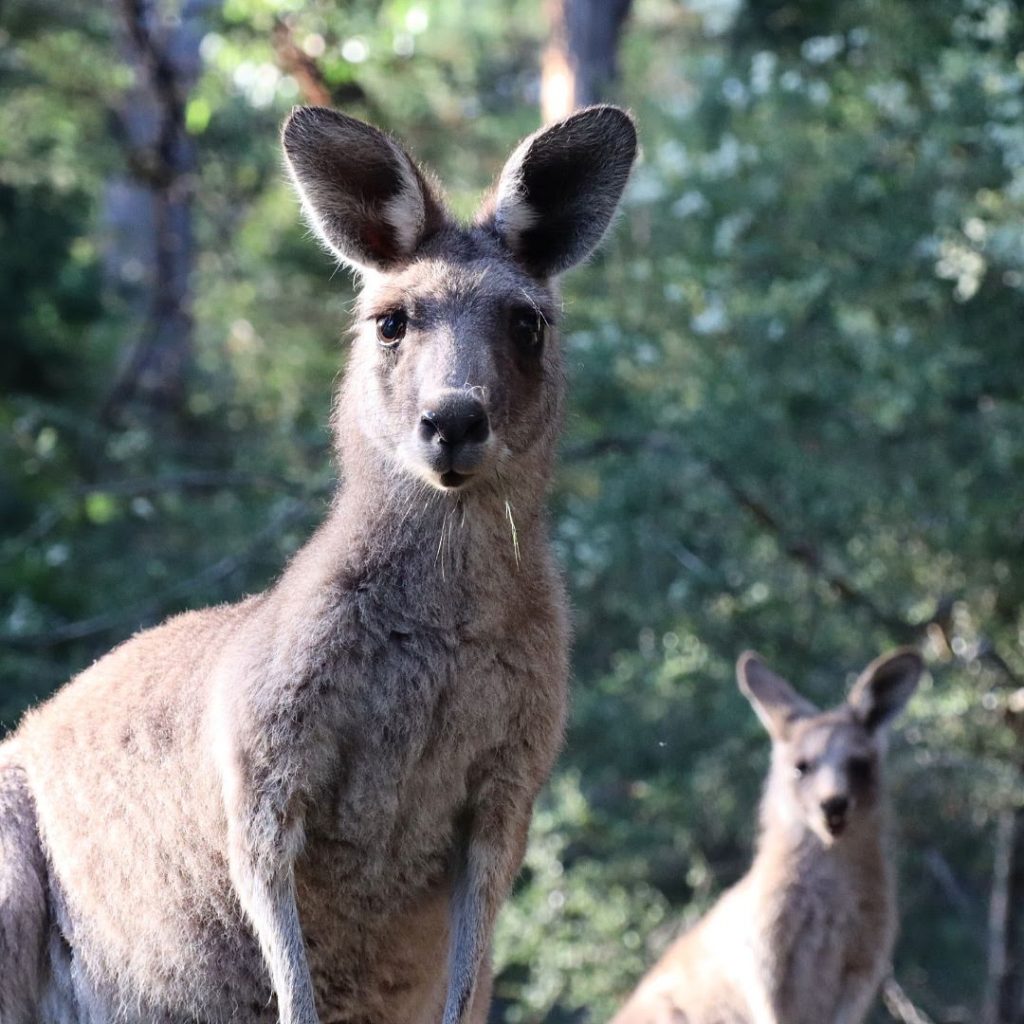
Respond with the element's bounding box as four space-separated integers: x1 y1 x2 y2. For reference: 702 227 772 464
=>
416 390 493 488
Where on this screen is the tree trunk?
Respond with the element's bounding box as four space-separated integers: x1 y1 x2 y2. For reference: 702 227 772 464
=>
102 0 214 420
541 0 633 124
984 801 1024 1024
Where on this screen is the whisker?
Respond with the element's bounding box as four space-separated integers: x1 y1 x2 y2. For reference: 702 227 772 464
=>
504 499 521 570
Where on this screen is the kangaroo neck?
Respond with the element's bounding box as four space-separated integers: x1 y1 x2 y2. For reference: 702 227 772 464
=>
750 799 888 888
308 461 547 619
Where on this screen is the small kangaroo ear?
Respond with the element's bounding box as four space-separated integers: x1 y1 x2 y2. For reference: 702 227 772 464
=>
848 648 922 733
479 105 638 278
282 106 446 273
737 652 819 741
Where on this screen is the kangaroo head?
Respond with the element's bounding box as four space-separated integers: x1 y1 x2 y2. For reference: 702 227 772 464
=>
281 106 636 495
737 649 922 846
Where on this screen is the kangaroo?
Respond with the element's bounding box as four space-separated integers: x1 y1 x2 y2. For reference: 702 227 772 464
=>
0 105 637 1024
612 648 923 1024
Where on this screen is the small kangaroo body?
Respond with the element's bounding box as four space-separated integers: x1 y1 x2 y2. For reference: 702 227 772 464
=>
612 649 922 1024
0 106 637 1024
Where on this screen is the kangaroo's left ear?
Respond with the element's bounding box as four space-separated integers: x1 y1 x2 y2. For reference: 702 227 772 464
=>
848 648 923 733
478 105 638 278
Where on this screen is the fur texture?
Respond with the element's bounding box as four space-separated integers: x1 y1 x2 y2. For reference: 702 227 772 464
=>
0 106 637 1024
611 649 922 1024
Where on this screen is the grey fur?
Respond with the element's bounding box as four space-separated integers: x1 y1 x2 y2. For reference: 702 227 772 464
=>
0 107 637 1024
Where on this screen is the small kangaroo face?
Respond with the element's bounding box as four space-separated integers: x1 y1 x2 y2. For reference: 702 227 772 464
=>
737 649 922 847
350 247 562 492
774 712 881 844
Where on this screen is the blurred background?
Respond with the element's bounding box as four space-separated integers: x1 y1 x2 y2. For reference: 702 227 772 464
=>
2 0 1023 1020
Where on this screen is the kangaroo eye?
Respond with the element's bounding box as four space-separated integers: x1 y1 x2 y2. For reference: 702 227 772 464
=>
848 757 872 784
376 309 407 346
511 308 544 351
794 759 811 778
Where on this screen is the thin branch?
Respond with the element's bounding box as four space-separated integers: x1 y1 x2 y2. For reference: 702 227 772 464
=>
882 977 936 1024
702 454 917 640
271 17 331 106
72 470 314 499
0 499 312 650
563 432 1024 690
921 847 986 936
270 16 366 107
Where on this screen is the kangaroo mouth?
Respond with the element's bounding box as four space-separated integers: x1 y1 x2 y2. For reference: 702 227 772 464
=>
439 470 471 489
824 813 847 837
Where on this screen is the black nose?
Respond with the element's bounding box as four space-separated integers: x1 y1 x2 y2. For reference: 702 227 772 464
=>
419 396 490 447
821 796 849 819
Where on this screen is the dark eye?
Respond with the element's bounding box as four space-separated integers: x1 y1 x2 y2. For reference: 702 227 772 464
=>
848 757 872 784
376 309 407 346
794 759 811 778
511 308 544 351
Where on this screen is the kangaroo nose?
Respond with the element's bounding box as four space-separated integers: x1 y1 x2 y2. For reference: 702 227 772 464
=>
821 795 849 823
822 796 848 816
419 396 490 446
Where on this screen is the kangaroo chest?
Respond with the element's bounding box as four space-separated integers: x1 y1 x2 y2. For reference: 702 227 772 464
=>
287 593 552 1016
755 850 891 1022
298 607 536 907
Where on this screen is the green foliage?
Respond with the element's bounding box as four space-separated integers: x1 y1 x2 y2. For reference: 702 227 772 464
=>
2 1 1022 1021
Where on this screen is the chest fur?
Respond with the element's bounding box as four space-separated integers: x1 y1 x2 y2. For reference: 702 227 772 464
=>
294 595 560 901
750 850 892 1019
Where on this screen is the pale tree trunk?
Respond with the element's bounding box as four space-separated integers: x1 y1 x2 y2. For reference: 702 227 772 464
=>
541 0 633 124
103 0 216 419
984 800 1024 1024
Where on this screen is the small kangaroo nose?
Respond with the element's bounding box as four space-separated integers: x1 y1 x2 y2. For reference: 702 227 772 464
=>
821 796 849 819
419 395 490 447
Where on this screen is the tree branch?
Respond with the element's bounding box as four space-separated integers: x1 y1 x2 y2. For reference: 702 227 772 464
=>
270 16 366 107
564 432 1024 690
882 977 936 1024
0 499 312 650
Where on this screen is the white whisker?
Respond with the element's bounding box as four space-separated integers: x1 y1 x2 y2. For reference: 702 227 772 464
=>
504 500 521 570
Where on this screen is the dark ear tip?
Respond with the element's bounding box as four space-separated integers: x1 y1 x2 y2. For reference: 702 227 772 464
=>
568 104 638 149
881 647 924 674
281 105 323 146
281 105 372 148
283 104 323 126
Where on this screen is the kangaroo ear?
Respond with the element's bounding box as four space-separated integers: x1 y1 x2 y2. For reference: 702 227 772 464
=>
479 105 637 278
737 652 819 741
848 648 922 733
282 106 446 273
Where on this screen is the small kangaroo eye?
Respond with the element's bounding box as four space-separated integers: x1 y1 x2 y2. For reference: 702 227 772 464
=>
376 309 407 346
794 759 811 778
848 757 872 783
511 308 544 350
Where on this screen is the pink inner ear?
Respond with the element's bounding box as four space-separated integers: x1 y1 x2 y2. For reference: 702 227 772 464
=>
360 221 396 265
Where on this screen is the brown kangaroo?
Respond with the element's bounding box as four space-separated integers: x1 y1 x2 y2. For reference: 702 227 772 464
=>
612 648 922 1024
0 105 637 1024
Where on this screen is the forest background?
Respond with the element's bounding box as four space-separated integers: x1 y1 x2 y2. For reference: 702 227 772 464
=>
2 0 1024 1021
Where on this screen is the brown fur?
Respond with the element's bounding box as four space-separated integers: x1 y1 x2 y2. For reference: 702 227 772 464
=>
0 106 637 1024
612 649 922 1024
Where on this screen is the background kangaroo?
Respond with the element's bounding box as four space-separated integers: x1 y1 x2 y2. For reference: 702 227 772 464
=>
612 648 923 1024
0 105 637 1024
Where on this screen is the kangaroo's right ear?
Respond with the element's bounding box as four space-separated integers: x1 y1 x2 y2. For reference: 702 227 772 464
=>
282 106 446 273
737 652 819 741
848 648 922 733
479 105 638 278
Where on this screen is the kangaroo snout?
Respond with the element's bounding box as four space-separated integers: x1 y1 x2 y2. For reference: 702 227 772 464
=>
417 390 492 488
821 794 849 835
